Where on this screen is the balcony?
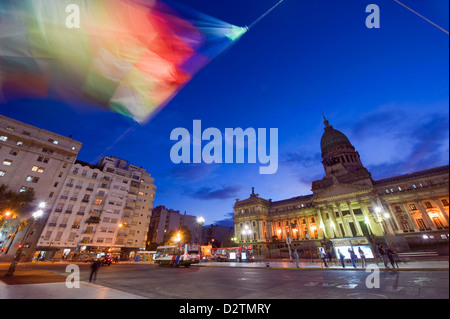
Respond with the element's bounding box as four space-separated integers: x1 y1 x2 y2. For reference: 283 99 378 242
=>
86 217 100 224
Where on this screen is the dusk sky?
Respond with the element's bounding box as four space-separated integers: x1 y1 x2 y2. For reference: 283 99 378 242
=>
1 0 448 227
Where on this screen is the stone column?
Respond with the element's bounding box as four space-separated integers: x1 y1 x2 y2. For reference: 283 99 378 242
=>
417 200 437 231
434 198 449 224
316 207 328 238
327 205 342 237
358 200 381 236
383 202 402 232
401 202 420 232
374 197 395 235
335 202 351 237
347 201 363 236
304 215 311 238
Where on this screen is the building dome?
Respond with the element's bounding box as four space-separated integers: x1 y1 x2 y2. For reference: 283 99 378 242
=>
320 117 352 154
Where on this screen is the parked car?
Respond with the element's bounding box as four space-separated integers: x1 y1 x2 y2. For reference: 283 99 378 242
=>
102 256 113 266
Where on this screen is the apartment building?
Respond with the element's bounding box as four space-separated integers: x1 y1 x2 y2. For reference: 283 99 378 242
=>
148 206 198 245
37 156 156 260
0 114 82 259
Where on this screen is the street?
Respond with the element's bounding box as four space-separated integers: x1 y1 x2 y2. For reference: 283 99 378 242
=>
4 262 447 299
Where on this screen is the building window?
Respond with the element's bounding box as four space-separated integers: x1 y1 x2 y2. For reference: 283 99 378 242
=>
0 136 8 142
3 159 13 166
395 206 402 213
441 199 449 206
16 141 23 147
424 202 433 209
19 186 28 193
9 149 18 156
26 176 39 183
416 218 426 230
0 170 6 177
32 166 45 173
37 156 49 163
409 204 417 211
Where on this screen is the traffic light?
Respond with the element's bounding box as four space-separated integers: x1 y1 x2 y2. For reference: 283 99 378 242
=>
17 244 23 249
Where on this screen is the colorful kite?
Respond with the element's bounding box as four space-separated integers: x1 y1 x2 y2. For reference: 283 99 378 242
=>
0 0 248 123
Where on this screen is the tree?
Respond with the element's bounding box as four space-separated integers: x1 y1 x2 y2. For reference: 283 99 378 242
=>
0 185 36 251
0 184 36 219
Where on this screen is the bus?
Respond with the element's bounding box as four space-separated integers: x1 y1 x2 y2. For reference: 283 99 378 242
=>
154 244 200 267
211 246 254 262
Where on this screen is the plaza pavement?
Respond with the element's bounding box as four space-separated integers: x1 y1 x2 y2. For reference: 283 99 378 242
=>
0 257 448 299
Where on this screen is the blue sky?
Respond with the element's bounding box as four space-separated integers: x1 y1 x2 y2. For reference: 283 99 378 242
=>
1 0 448 227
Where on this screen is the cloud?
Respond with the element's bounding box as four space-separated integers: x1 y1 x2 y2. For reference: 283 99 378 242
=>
184 185 242 200
212 212 235 227
351 108 449 179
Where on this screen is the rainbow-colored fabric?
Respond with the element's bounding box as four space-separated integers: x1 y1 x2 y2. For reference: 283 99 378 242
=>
0 0 247 123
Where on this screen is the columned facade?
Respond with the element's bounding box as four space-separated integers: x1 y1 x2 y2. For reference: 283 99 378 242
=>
233 118 449 257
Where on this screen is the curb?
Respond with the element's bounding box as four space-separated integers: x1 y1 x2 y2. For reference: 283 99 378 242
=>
191 264 449 272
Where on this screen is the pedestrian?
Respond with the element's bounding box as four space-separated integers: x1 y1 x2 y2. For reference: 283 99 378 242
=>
385 246 397 268
89 258 101 283
320 248 329 268
293 249 300 268
348 248 357 268
377 244 389 268
327 249 333 265
358 247 367 268
338 249 345 268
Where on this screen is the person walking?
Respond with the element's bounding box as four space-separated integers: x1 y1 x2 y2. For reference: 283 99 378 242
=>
385 246 397 268
293 249 300 268
377 244 389 268
338 249 346 268
320 248 329 268
348 248 357 268
358 247 367 268
89 258 101 283
327 249 333 265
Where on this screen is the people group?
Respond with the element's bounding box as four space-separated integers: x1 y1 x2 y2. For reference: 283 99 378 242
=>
330 244 398 269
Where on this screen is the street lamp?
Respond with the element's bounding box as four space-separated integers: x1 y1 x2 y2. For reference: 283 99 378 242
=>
196 217 205 244
174 232 181 243
5 203 46 277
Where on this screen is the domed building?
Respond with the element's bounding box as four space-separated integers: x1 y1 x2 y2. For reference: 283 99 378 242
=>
233 117 449 258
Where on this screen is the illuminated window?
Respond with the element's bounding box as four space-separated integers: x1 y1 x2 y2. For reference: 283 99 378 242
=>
3 159 13 166
19 186 28 193
26 176 39 183
0 170 5 177
0 136 8 141
409 204 417 211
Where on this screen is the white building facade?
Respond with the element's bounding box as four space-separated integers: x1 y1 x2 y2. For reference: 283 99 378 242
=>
37 156 156 260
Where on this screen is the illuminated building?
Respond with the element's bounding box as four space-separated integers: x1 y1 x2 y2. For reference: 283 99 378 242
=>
37 156 156 260
0 114 82 259
148 206 198 245
233 118 449 256
0 114 156 261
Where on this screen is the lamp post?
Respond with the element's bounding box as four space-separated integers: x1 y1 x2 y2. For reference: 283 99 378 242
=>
5 203 45 277
374 206 392 248
196 217 205 244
